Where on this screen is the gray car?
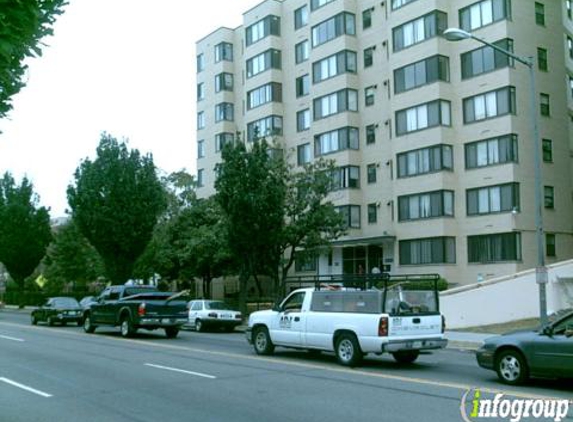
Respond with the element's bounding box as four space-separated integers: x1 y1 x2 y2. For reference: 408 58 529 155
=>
476 310 573 385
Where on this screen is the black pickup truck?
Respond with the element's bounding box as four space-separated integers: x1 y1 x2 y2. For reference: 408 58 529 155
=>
82 285 189 338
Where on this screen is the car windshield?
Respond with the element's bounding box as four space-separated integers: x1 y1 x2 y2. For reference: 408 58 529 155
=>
53 298 80 308
205 301 228 310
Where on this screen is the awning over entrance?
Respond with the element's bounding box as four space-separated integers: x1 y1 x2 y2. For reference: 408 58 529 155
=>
331 234 396 247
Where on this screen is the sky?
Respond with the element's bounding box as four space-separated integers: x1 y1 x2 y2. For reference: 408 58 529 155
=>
0 0 262 217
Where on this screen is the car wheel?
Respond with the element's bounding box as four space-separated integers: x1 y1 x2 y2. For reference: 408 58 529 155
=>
165 327 179 338
253 326 275 355
195 319 204 332
83 314 96 333
496 349 529 385
31 314 38 325
120 316 136 338
335 333 363 367
48 316 55 327
392 350 420 364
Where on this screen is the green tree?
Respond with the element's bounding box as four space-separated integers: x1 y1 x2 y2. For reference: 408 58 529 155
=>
215 139 285 311
42 221 105 292
0 172 52 290
67 133 166 284
0 0 67 120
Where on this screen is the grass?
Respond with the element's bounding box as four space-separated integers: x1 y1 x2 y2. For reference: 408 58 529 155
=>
453 318 541 334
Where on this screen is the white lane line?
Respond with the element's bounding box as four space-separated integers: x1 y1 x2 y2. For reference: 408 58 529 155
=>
0 334 24 342
0 377 52 398
144 363 216 379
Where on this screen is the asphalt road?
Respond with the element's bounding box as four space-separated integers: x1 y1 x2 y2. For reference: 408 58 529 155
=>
1 309 571 422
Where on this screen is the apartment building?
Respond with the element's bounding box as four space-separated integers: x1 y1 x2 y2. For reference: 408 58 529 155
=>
195 0 573 286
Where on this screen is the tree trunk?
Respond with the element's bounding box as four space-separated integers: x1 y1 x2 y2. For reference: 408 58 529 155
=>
238 271 248 316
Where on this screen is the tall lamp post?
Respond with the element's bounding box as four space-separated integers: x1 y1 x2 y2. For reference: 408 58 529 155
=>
443 28 548 326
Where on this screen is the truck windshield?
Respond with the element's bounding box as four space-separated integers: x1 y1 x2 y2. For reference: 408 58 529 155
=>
384 289 438 316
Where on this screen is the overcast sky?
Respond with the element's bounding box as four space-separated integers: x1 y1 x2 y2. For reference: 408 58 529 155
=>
0 0 261 217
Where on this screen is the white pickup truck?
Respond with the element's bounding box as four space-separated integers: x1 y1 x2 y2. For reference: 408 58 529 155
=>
246 280 447 366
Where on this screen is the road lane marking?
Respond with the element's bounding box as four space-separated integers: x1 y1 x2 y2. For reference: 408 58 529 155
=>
1 322 568 402
0 334 24 342
144 363 216 379
0 377 52 398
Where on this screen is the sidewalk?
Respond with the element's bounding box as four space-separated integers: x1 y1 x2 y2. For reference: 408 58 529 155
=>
444 331 494 351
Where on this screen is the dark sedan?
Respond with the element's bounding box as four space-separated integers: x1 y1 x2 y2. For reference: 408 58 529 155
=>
31 297 83 326
476 310 573 384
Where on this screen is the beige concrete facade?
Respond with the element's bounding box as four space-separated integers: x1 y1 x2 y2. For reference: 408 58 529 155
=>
196 0 573 286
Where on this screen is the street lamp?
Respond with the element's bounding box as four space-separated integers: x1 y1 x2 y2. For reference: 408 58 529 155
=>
443 28 548 325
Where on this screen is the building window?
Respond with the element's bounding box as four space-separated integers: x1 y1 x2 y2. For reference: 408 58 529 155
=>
367 163 377 184
362 8 373 29
197 169 204 187
312 12 356 48
392 0 419 10
535 2 545 25
542 139 553 162
246 15 280 46
540 93 550 116
246 49 281 78
394 55 449 93
400 237 456 265
463 86 516 124
537 47 548 71
546 233 556 257
363 46 374 68
296 74 310 97
397 144 453 178
392 10 447 52
398 190 454 221
569 37 573 59
366 124 376 144
466 183 520 216
468 232 521 263
295 253 317 272
197 111 205 129
297 143 312 166
568 0 572 19
461 39 514 79
311 0 336 11
396 99 451 136
297 109 311 132
295 40 309 64
294 5 308 29
247 116 283 142
330 166 360 190
314 127 359 156
544 186 554 209
570 76 573 98
197 140 205 158
196 53 204 72
460 0 511 32
215 102 234 122
214 42 233 62
335 205 361 229
247 82 282 110
197 83 205 101
368 204 377 224
215 133 234 152
215 72 233 92
365 86 375 106
313 89 358 120
313 50 357 83
465 134 518 169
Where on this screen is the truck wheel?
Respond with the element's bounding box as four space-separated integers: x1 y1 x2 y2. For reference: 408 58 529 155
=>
496 349 529 385
165 327 179 338
253 326 274 355
120 316 136 338
392 350 420 364
335 333 362 367
195 319 204 332
83 314 96 333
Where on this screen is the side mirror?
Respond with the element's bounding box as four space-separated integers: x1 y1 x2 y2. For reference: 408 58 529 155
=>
565 324 573 338
272 304 281 312
542 326 553 336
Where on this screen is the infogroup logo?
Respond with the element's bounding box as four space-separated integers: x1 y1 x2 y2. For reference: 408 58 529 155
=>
460 389 571 422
